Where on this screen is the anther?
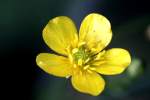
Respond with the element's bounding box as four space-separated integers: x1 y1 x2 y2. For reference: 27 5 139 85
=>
66 46 71 53
73 64 77 68
78 59 83 66
78 42 86 47
93 61 106 66
85 58 90 63
68 54 73 63
72 48 79 54
89 67 96 71
83 65 90 70
91 48 97 52
87 69 93 74
95 50 105 60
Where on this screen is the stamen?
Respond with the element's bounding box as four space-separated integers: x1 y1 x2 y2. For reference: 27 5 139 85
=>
85 58 90 63
93 61 106 66
89 67 96 71
95 50 105 60
68 54 73 63
87 69 93 74
66 46 71 53
78 42 86 47
72 48 79 54
83 65 90 70
73 64 77 68
66 46 73 63
91 48 97 52
78 59 83 66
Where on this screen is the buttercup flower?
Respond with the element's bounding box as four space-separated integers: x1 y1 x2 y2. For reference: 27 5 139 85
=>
36 13 131 96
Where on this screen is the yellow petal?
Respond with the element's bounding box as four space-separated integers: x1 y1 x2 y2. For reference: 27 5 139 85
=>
79 13 112 53
43 16 78 55
94 48 131 75
36 53 72 77
71 70 105 96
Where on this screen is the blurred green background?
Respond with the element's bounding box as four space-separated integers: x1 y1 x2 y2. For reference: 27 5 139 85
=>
1 0 150 100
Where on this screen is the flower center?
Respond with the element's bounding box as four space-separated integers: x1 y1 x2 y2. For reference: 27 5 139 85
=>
67 43 105 72
72 47 90 66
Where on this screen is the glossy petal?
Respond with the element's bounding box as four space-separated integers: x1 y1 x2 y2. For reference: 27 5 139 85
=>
94 48 131 75
79 13 112 53
36 53 72 77
71 70 105 96
43 16 78 55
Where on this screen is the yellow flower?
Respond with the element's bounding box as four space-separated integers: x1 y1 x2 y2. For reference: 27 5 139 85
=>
36 13 131 96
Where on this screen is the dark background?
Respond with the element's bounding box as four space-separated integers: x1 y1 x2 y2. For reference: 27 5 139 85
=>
1 0 150 100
